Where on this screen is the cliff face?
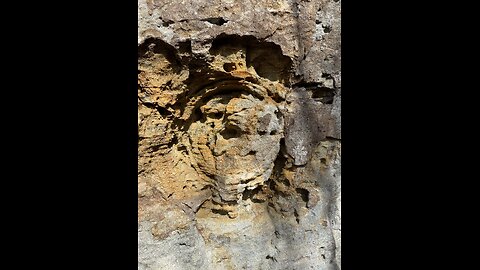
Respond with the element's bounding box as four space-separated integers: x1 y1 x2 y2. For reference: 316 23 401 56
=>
138 0 341 269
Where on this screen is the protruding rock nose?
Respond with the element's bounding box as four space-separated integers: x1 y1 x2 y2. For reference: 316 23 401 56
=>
224 97 255 132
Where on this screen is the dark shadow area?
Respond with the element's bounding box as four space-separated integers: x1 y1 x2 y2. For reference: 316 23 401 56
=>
138 37 183 72
201 17 229 26
210 34 293 83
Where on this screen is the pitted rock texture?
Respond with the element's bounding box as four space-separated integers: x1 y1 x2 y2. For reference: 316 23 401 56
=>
138 0 340 269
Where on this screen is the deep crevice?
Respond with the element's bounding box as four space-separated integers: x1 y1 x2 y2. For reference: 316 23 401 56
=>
294 209 300 224
223 62 237 72
201 17 229 26
295 188 309 204
201 185 213 191
212 209 229 215
156 106 173 117
161 19 174 27
266 255 277 262
311 87 335 104
242 185 264 203
220 126 242 139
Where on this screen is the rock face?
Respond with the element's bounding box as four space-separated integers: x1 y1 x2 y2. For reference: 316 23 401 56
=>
138 0 341 269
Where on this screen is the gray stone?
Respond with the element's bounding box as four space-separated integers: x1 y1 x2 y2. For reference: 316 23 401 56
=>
138 0 341 269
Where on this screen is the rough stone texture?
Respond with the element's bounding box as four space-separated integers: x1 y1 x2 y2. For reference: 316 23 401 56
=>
138 0 340 269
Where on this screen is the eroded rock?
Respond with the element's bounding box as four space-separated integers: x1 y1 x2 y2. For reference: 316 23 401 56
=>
138 0 341 269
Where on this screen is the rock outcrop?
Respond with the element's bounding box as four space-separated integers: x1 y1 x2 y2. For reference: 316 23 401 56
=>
138 0 341 269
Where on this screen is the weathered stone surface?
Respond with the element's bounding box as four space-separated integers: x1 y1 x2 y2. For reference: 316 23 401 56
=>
138 0 341 269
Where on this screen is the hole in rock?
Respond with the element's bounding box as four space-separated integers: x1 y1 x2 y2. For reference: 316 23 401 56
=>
223 62 237 72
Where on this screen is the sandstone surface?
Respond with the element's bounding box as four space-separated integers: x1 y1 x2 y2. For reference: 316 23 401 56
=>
138 1 341 269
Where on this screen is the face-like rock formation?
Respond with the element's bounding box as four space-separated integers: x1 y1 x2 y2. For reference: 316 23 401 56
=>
186 83 284 215
138 1 341 266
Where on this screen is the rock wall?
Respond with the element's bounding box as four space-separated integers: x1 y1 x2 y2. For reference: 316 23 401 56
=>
138 0 341 269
